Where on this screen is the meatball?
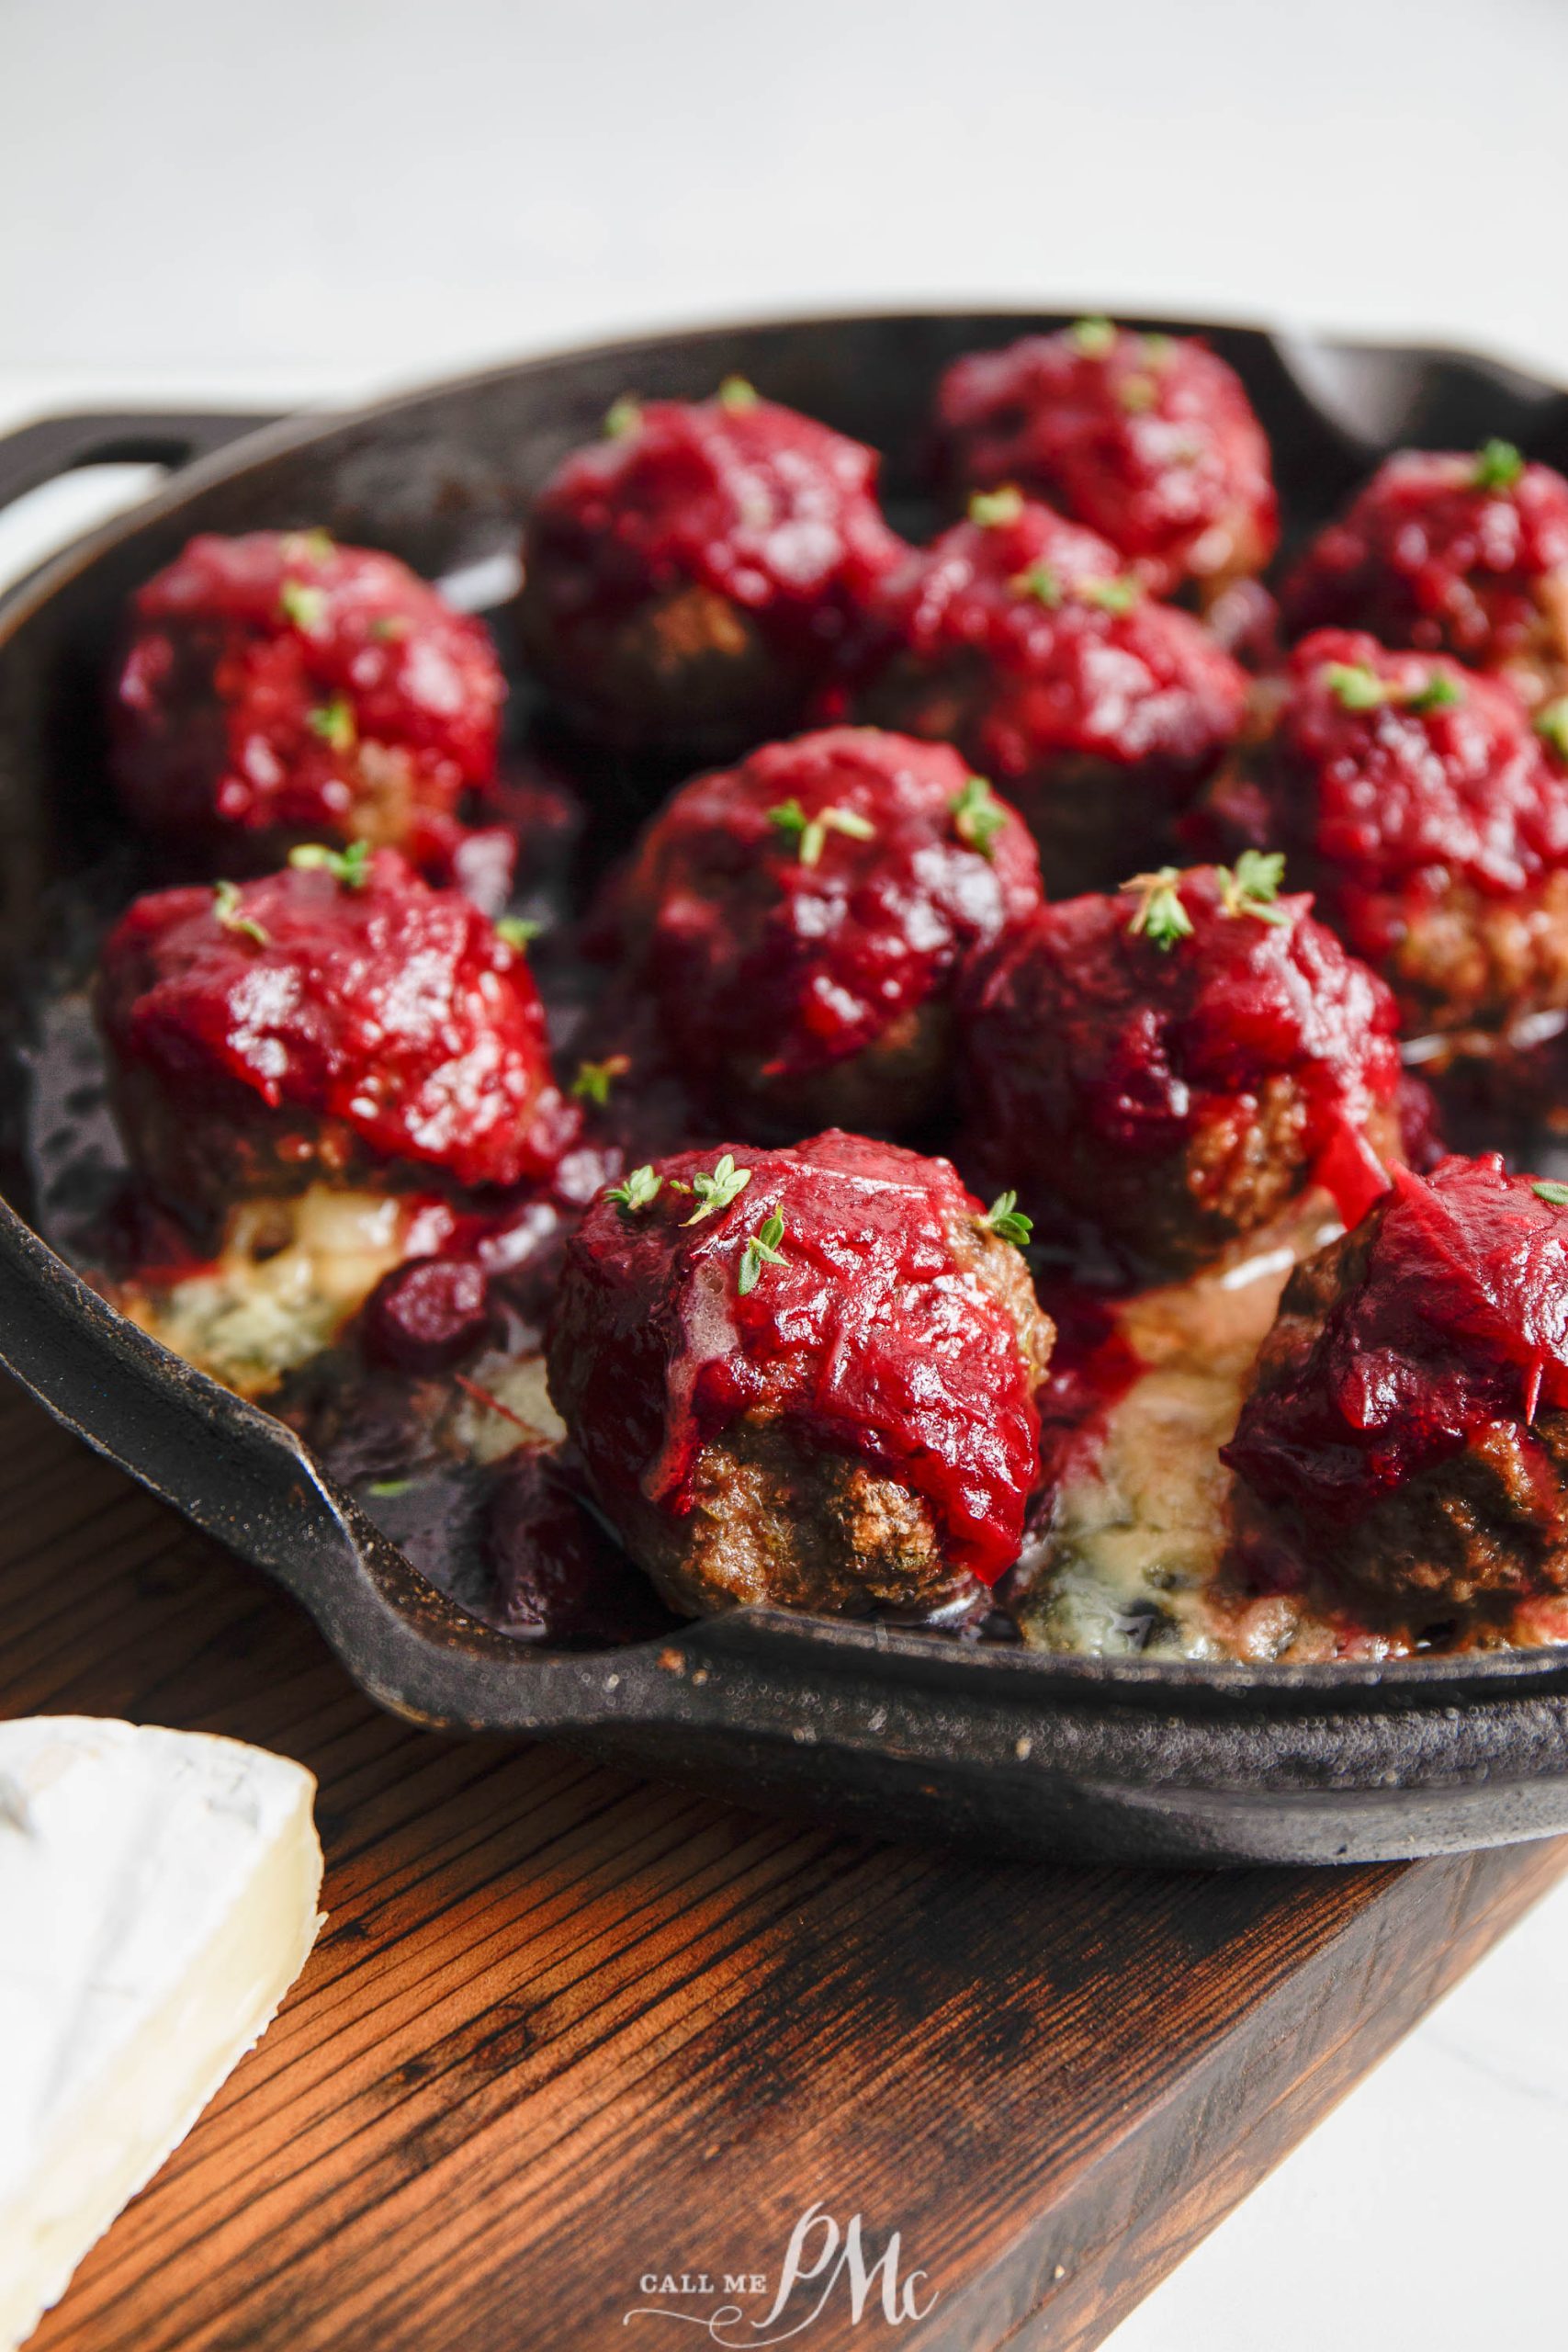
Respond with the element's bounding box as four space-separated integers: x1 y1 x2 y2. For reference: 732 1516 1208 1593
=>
1207 628 1568 1045
931 321 1279 605
98 846 571 1223
1281 445 1568 703
855 494 1249 894
517 383 904 761
110 530 508 879
959 862 1405 1280
594 727 1042 1136
545 1130 1054 1619
1224 1154 1568 1620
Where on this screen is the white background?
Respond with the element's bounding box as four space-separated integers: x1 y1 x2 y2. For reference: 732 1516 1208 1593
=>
5 3 1568 2346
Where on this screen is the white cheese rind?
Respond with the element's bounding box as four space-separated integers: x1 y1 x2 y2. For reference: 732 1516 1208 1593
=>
0 1717 324 2350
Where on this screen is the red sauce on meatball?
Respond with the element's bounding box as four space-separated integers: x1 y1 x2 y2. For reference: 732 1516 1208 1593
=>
857 497 1248 888
99 849 570 1191
933 323 1278 599
520 390 904 745
111 531 505 867
961 864 1404 1271
1282 447 1568 677
1224 1154 1568 1519
549 1130 1043 1584
602 727 1041 1114
1235 628 1568 967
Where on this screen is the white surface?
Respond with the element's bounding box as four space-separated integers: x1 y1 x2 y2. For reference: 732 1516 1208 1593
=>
4 4 1568 2346
0 1717 322 2349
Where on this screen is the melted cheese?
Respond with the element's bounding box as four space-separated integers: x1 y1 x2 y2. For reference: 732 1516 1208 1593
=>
1020 1205 1345 1660
118 1186 412 1396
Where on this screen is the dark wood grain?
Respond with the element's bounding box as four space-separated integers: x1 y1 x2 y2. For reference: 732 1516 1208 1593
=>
0 1372 1561 2352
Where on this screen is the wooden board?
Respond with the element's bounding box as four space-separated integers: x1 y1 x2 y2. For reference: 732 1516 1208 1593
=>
2 1367 1562 2352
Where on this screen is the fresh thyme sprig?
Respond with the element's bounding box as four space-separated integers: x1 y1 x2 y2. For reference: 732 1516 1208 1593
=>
606 1164 661 1214
950 773 1006 859
1122 866 1194 950
278 579 327 633
1473 438 1525 492
967 485 1024 528
768 799 876 867
306 696 355 752
212 879 269 946
288 839 371 889
571 1055 630 1107
738 1210 787 1295
682 1152 751 1226
982 1191 1033 1248
494 916 544 951
1216 849 1290 925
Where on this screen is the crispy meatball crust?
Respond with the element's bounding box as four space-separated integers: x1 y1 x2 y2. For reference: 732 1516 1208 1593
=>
545 1132 1052 1618
98 850 570 1223
1206 629 1568 1044
932 322 1279 605
959 865 1405 1280
594 727 1042 1137
109 530 505 873
1282 447 1568 700
855 497 1248 895
517 390 904 761
1224 1156 1568 1617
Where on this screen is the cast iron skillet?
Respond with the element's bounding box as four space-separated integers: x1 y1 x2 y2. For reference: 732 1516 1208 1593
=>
6 311 1568 1870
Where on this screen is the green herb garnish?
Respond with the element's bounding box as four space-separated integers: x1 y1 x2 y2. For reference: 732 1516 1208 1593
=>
967 485 1025 528
278 579 327 633
1117 372 1159 414
1141 332 1176 368
212 879 269 946
1081 574 1142 616
306 696 355 753
288 839 371 889
280 528 335 565
717 375 759 412
366 1476 413 1498
606 1164 661 1214
1533 1181 1568 1206
1473 438 1525 492
495 915 543 951
369 613 409 641
604 395 642 439
738 1210 787 1295
1322 660 1388 711
1217 848 1290 924
1404 672 1464 715
1536 698 1568 762
951 773 1006 859
571 1054 630 1107
1069 315 1117 358
768 799 875 867
1013 563 1063 609
683 1151 751 1226
982 1191 1033 1248
1122 865 1194 950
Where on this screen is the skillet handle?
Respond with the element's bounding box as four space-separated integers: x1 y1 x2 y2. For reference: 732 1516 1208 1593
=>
0 410 282 515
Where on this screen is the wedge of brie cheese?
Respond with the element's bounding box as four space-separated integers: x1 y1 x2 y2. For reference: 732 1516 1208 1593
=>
0 1717 324 2350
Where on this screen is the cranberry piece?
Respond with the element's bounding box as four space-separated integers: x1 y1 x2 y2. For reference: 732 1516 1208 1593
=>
363 1256 493 1374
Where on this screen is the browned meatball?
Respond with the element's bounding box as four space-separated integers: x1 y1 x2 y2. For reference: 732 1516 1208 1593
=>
518 386 903 761
545 1132 1052 1620
1224 1155 1568 1622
